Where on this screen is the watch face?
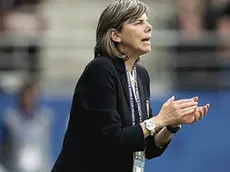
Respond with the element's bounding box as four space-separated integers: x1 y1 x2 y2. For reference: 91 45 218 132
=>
146 121 155 130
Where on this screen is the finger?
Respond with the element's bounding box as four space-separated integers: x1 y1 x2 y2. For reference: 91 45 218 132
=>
194 113 198 121
202 104 210 116
165 96 175 105
181 105 197 114
192 106 201 120
200 104 209 115
194 107 199 112
205 104 210 115
179 101 198 109
174 99 195 104
183 108 196 115
203 106 208 116
191 107 200 121
191 96 199 102
195 109 203 120
198 106 208 119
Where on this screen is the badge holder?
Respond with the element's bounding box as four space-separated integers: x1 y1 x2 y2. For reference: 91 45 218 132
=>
133 151 145 172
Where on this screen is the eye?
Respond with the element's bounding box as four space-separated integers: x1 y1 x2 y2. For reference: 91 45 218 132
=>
134 20 142 25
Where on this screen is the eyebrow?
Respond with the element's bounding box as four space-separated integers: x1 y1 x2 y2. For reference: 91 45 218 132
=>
136 18 149 22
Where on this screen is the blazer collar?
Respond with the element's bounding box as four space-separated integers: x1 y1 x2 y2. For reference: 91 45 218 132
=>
96 55 126 73
112 57 140 73
112 57 126 73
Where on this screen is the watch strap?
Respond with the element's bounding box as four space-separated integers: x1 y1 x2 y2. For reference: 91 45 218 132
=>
166 125 181 134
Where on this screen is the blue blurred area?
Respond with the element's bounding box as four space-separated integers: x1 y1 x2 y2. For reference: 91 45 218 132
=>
1 90 230 172
146 90 230 172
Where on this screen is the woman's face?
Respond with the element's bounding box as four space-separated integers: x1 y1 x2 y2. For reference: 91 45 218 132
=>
113 13 152 58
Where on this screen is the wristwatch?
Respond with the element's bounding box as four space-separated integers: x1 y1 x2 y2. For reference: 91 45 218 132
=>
166 125 182 134
144 119 156 136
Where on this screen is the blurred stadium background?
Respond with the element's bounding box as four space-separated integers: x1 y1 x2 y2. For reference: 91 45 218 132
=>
0 0 230 172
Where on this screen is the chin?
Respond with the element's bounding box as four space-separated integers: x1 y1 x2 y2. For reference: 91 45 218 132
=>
135 46 152 56
146 48 151 53
141 48 151 55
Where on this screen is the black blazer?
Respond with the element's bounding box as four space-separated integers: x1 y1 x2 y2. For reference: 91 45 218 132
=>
51 56 170 172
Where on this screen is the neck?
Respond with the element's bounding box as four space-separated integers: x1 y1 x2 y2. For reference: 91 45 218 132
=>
125 57 138 73
21 105 34 114
118 45 139 72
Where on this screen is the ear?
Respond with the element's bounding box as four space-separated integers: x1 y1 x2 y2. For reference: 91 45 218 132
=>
110 29 121 43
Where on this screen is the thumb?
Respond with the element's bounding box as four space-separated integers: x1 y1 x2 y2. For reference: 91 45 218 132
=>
165 96 175 104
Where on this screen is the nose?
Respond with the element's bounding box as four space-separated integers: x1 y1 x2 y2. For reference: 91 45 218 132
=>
145 22 152 33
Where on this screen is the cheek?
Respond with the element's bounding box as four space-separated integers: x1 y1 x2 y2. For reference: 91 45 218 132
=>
127 31 140 44
133 38 143 49
121 29 142 48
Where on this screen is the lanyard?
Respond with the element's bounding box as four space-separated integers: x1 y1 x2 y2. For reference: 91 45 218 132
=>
126 65 143 125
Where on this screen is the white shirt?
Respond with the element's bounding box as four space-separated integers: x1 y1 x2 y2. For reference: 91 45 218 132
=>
128 71 138 101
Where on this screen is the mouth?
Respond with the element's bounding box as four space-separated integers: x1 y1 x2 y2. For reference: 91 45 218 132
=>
141 37 151 42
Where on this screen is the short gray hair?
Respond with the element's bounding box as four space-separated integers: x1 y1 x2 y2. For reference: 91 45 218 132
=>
94 0 149 60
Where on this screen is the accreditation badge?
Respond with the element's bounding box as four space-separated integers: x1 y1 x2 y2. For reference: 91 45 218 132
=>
133 151 145 172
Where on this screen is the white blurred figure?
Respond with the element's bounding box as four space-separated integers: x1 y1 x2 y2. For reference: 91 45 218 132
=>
2 80 54 172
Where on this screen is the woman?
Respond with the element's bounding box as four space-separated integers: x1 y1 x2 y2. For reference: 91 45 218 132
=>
51 1 210 172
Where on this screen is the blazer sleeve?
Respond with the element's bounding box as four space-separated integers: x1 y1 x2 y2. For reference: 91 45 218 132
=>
141 67 171 159
72 59 146 153
144 107 171 159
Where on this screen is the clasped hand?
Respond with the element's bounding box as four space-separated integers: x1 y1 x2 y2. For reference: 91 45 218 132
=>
158 96 210 125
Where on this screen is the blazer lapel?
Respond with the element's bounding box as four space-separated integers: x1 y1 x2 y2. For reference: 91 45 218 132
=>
112 57 131 107
119 73 130 106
